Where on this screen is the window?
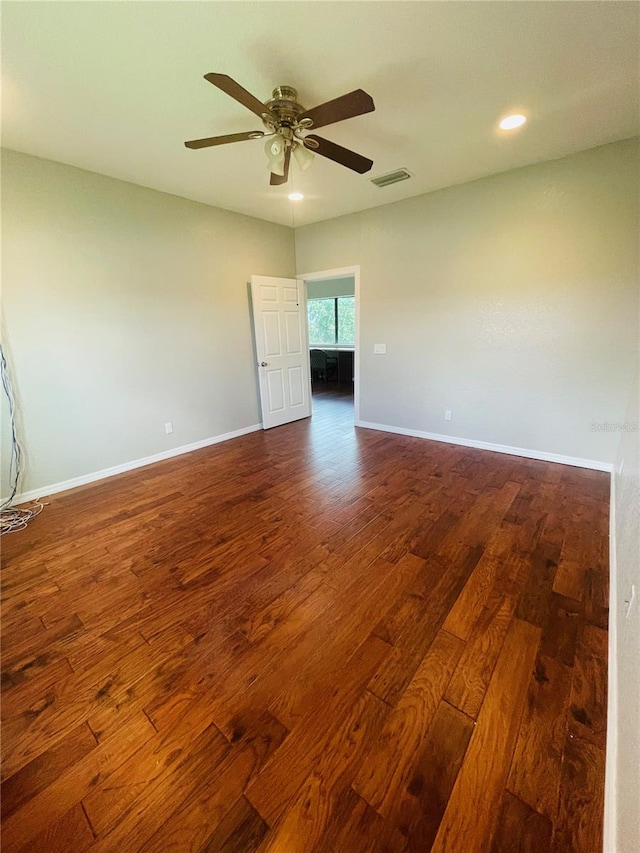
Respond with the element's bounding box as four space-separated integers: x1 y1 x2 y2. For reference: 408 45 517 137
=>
307 296 355 346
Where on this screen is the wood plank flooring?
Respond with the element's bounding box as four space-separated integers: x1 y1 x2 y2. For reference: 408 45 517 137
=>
1 390 610 852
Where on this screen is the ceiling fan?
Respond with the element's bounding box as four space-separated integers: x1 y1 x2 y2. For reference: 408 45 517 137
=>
184 73 375 186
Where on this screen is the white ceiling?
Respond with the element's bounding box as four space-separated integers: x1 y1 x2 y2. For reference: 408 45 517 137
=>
2 1 638 228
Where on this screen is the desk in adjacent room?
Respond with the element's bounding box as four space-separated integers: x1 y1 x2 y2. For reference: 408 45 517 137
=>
309 347 354 385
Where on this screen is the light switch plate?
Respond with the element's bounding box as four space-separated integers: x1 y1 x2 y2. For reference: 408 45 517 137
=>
374 343 386 354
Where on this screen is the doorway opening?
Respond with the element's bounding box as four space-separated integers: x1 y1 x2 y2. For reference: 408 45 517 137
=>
298 266 360 424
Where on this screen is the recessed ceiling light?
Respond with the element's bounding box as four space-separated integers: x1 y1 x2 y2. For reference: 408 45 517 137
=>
499 114 527 130
288 192 304 201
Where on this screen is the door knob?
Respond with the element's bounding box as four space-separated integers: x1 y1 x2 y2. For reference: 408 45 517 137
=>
260 361 269 367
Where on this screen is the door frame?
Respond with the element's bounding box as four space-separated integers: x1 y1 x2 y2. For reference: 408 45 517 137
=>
296 265 360 423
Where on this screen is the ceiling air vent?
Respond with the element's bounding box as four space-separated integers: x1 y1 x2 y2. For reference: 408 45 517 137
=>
370 168 412 188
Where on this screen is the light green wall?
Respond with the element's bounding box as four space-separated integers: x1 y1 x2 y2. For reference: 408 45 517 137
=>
1 149 295 495
296 138 639 465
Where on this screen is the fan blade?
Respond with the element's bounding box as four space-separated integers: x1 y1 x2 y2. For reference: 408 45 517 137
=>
298 89 374 130
270 147 291 185
305 135 373 174
204 73 275 121
185 131 265 149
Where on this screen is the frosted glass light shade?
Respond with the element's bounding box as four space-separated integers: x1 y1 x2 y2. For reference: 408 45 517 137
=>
265 136 286 175
293 142 315 171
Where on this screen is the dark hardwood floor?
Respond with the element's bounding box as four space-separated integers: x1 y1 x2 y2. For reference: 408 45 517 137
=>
1 393 609 852
311 378 355 400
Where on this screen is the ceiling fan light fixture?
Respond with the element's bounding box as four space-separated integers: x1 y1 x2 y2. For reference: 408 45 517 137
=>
265 135 287 175
293 141 315 171
268 155 286 176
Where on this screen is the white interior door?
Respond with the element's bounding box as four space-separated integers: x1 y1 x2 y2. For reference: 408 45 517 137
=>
251 275 311 429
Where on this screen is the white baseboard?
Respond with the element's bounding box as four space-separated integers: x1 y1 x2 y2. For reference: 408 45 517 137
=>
355 420 613 472
11 423 263 505
604 473 618 852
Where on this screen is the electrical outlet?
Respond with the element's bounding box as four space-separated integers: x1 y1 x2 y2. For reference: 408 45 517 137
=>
625 584 636 620
165 422 173 435
445 410 452 421
373 343 386 354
